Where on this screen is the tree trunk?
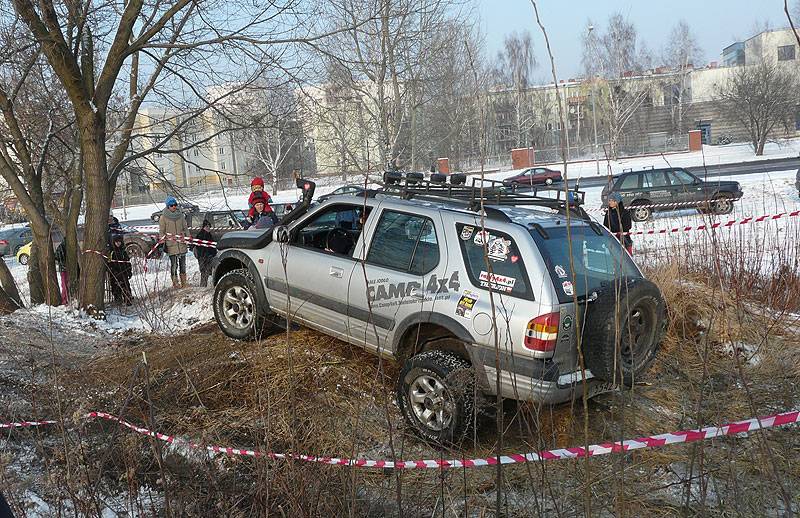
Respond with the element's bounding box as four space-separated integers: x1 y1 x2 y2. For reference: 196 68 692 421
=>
0 256 23 313
756 137 766 156
78 117 112 310
27 243 44 304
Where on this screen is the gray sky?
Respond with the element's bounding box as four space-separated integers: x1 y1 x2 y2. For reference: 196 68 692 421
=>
478 0 790 79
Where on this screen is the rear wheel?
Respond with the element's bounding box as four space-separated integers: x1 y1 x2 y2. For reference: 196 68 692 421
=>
18 253 29 266
710 194 734 215
582 278 667 386
630 202 652 222
397 350 475 444
545 178 553 185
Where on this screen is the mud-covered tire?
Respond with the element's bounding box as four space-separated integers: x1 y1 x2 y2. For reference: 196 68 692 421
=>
213 268 266 340
582 278 667 386
397 350 475 444
630 202 652 222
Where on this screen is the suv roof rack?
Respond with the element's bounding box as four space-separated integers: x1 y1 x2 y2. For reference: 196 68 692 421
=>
372 171 592 222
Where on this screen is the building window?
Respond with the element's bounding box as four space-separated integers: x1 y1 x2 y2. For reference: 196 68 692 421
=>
220 162 226 170
778 45 796 61
193 149 199 157
219 147 225 154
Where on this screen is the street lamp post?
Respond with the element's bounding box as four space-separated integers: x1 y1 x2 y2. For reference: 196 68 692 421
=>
588 25 600 176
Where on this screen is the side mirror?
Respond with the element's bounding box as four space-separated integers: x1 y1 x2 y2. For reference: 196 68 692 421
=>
273 225 290 243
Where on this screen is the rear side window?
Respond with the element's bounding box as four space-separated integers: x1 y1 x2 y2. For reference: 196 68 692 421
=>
643 171 669 188
455 224 532 300
368 211 439 274
619 174 640 190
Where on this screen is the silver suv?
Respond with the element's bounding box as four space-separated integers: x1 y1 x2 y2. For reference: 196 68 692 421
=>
212 176 668 443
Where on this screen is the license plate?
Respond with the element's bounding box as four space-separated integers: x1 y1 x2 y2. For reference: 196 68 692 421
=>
587 381 617 398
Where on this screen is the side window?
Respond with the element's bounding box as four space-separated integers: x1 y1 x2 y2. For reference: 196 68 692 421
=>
619 174 640 190
643 171 668 189
367 211 439 274
455 224 532 300
293 204 370 256
211 213 229 228
20 229 32 241
670 169 696 186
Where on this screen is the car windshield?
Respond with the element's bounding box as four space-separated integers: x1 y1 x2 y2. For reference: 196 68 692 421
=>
529 224 642 303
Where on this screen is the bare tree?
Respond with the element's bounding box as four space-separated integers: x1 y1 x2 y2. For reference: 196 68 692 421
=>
3 0 342 309
494 31 537 149
717 61 800 155
320 0 471 169
663 20 702 134
582 13 653 158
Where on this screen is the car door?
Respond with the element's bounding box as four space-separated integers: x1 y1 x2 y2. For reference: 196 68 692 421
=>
265 203 367 341
616 173 641 206
347 208 448 356
668 169 704 206
641 170 672 204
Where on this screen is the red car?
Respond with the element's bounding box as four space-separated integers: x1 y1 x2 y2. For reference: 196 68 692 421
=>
503 167 563 187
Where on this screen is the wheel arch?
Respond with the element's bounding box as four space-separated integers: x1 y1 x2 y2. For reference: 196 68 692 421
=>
213 250 270 313
392 312 475 364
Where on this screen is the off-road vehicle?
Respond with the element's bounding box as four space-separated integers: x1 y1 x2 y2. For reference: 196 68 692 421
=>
211 176 668 442
601 166 743 222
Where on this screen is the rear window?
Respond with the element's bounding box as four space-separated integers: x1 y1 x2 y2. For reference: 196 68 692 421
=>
529 225 641 303
456 224 533 300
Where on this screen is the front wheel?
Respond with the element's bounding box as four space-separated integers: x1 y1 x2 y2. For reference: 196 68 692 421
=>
630 203 652 222
18 253 29 266
125 242 144 258
545 178 553 185
213 269 265 340
397 350 475 444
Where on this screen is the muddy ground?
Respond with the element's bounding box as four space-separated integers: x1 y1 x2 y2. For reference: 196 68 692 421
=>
1 278 799 516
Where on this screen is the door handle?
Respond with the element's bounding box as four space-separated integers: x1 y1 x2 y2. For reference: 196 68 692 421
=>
409 288 425 300
329 266 343 278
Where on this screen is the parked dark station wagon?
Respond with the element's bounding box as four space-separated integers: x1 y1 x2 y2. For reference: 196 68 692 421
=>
601 167 743 222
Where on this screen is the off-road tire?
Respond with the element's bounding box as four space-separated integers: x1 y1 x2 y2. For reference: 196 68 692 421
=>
397 350 475 444
430 173 448 183
630 202 652 222
214 268 267 340
582 278 667 386
711 193 734 215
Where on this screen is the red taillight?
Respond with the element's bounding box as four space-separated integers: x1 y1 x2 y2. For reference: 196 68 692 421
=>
524 312 560 352
0 239 8 245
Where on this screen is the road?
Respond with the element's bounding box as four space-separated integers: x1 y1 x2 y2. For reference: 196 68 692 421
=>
569 156 800 189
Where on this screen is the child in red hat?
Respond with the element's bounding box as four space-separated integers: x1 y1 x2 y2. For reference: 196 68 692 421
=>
247 177 278 224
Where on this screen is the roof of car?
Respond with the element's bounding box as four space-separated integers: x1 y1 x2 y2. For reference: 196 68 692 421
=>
362 192 586 227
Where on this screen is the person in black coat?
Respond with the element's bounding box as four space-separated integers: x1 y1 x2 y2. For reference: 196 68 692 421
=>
108 234 133 305
194 219 218 287
604 192 634 255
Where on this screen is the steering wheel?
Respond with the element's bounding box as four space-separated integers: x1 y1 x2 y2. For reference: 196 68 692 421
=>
325 228 352 254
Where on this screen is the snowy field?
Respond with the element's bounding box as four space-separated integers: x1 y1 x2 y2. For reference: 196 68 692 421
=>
4 164 799 338
112 140 800 224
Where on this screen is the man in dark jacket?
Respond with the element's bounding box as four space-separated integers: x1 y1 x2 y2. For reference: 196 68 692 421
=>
604 192 633 255
194 219 218 287
108 234 133 305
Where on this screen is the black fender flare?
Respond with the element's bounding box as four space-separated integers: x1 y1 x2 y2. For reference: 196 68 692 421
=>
392 311 475 356
213 249 270 314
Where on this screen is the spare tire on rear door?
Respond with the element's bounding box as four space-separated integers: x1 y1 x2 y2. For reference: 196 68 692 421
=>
582 277 667 386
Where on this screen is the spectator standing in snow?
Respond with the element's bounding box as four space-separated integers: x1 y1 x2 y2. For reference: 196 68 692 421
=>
604 192 633 255
108 234 133 306
54 241 70 305
246 192 278 229
159 196 190 288
194 219 217 287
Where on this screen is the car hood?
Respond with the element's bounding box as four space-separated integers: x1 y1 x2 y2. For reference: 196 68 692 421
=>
707 180 741 190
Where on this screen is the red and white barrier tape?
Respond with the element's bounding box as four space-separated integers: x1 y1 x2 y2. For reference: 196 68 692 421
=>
585 198 743 214
134 225 240 232
164 233 217 249
83 249 132 264
2 409 797 469
623 210 800 237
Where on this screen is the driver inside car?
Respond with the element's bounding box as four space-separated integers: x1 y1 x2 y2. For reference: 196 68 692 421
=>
325 207 370 255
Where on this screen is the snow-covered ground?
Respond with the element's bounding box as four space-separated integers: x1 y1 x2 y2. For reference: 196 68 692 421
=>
113 140 800 224
4 251 213 335
5 165 798 338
